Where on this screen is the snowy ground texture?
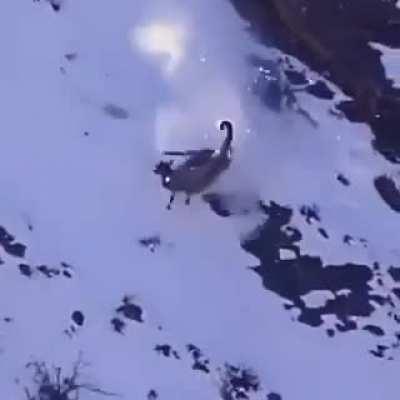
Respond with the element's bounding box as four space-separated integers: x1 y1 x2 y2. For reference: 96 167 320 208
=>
1 0 400 399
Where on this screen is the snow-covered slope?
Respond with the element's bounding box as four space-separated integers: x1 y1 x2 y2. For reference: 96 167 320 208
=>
1 1 400 399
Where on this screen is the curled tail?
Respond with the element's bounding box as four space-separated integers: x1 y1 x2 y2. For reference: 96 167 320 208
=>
219 120 233 155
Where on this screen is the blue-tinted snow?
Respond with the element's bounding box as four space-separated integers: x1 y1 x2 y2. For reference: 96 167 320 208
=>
1 1 400 399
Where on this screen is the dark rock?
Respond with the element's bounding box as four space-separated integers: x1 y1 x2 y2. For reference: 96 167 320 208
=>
318 227 329 239
65 53 77 62
187 344 210 374
61 262 74 278
388 266 400 282
147 389 158 400
19 264 32 277
111 317 125 333
369 294 388 307
335 319 357 332
326 328 335 337
267 393 282 400
337 173 350 186
242 201 380 330
284 69 308 85
392 288 400 300
374 175 400 212
370 344 389 358
373 262 380 272
61 261 73 269
0 225 26 257
37 265 60 278
102 103 130 120
0 226 14 242
220 364 260 400
343 234 354 244
34 0 62 12
6 243 26 258
155 344 171 357
229 0 400 163
299 204 320 224
63 270 72 278
116 297 143 323
154 344 180 359
138 236 161 252
363 324 385 336
306 80 335 100
48 0 61 12
335 100 365 122
71 310 85 326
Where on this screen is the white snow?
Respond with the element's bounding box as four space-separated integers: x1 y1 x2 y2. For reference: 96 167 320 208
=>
370 41 400 88
1 0 400 399
131 22 186 76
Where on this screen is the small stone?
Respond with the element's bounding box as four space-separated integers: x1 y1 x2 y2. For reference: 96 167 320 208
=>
19 264 32 277
65 53 77 62
318 227 329 239
267 393 282 400
337 173 350 186
111 317 125 333
5 242 26 258
116 298 143 322
71 310 85 326
147 389 158 399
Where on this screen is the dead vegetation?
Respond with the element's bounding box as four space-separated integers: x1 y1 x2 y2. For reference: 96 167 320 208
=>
23 354 117 400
